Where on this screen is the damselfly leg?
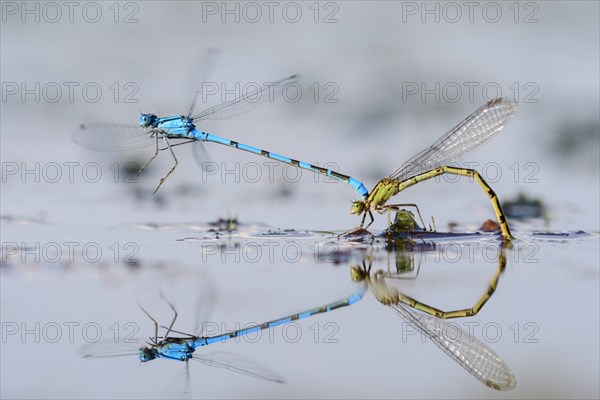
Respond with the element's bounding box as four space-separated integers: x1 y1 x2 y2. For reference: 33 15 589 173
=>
137 131 160 178
160 293 179 339
379 203 427 230
138 302 160 345
154 136 179 194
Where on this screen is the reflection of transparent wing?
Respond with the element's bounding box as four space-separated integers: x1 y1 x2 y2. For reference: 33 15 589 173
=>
390 98 517 182
79 338 144 359
190 272 218 337
390 303 516 391
192 74 299 121
162 360 193 400
73 123 153 151
187 48 222 119
192 351 284 383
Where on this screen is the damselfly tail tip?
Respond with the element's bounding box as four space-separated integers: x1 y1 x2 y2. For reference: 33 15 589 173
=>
487 375 517 391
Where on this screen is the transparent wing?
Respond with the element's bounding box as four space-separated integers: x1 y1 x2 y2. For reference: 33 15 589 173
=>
73 123 154 151
192 74 300 121
191 351 285 383
187 48 222 119
390 98 518 182
191 141 214 174
79 337 145 359
390 303 516 391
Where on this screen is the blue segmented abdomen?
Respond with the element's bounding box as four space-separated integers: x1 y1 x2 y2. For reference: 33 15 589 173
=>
190 129 369 199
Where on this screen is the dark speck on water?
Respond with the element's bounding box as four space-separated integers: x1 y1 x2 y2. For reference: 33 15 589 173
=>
531 231 591 238
502 193 547 220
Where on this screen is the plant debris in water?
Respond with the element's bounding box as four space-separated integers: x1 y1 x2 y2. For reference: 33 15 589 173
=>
502 193 547 220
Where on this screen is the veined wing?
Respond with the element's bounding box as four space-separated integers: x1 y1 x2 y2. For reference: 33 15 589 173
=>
192 74 299 121
191 351 285 383
73 123 154 151
79 337 145 359
186 48 222 119
390 303 516 391
390 98 517 182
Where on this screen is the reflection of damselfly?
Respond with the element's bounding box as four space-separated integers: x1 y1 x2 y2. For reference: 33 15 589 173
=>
349 98 517 240
351 251 515 391
81 287 366 391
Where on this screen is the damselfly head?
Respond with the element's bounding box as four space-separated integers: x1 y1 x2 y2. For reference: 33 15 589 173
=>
139 113 157 128
350 201 365 215
138 346 158 362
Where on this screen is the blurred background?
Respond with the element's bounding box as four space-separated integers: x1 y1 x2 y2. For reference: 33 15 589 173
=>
1 1 599 399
